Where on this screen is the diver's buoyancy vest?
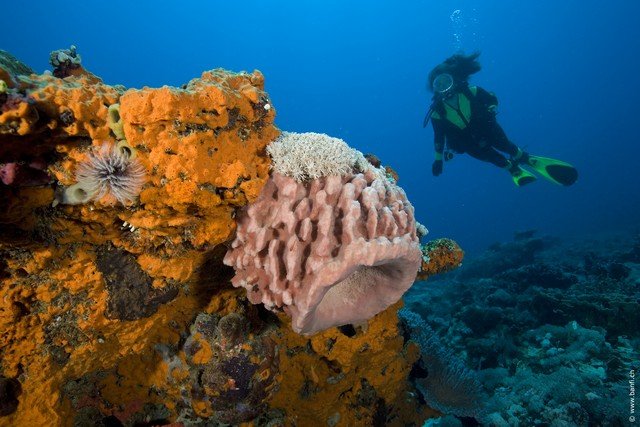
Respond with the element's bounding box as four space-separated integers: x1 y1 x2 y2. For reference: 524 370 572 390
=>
431 86 478 129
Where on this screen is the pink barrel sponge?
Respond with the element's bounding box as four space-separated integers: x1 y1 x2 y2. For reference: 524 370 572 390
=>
223 167 422 335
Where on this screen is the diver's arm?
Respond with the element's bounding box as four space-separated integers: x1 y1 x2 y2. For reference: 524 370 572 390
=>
432 119 445 176
432 118 446 155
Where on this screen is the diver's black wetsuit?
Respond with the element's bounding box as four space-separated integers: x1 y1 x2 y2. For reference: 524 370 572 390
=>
432 86 519 168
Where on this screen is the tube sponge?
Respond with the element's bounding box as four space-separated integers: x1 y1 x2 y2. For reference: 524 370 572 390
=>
224 133 422 335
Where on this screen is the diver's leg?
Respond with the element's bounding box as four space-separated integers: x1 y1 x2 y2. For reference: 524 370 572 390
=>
467 143 537 185
488 123 522 158
465 145 510 168
488 123 577 185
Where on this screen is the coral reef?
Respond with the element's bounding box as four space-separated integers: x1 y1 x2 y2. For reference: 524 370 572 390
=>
49 45 82 78
0 50 35 88
0 48 462 425
155 309 280 424
0 48 276 426
268 301 440 425
417 238 464 280
405 231 640 425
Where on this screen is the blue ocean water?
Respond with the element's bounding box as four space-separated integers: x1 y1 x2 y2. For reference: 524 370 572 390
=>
3 3 640 425
5 1 640 253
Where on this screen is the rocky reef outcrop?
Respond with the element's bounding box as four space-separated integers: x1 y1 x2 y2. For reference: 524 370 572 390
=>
0 48 461 426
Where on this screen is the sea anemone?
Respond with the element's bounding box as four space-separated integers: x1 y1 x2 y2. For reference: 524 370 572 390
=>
74 143 145 205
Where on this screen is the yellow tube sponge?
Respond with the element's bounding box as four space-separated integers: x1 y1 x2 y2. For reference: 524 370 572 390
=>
107 103 125 140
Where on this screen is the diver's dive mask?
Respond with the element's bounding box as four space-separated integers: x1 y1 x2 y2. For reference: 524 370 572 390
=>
433 73 455 98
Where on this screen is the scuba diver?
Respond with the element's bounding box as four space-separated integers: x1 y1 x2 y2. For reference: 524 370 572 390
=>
424 52 578 186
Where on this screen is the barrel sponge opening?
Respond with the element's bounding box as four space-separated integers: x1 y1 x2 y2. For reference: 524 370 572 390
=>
298 249 422 334
223 170 422 335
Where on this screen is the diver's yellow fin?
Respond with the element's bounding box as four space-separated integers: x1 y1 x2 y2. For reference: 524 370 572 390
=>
526 155 578 186
509 165 537 187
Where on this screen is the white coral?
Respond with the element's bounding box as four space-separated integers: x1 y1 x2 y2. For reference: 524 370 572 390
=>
267 131 371 182
416 221 429 239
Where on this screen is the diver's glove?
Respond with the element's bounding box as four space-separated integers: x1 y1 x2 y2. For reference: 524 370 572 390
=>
432 160 443 176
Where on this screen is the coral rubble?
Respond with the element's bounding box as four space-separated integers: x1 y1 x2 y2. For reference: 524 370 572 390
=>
0 48 459 426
